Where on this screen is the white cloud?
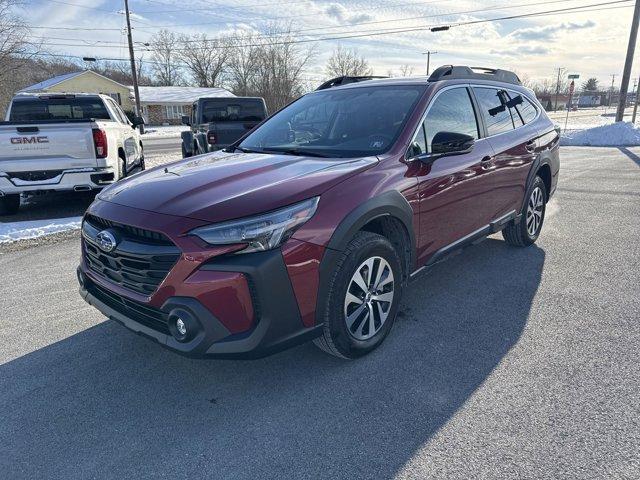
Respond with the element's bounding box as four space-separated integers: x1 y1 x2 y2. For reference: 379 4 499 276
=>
510 20 596 41
325 3 374 24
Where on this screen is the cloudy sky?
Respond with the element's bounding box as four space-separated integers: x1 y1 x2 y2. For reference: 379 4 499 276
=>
21 0 638 87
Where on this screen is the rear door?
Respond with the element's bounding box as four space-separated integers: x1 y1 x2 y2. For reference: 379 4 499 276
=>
471 86 539 216
104 97 140 168
203 98 267 146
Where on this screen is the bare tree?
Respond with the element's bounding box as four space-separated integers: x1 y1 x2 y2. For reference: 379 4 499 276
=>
180 33 229 87
399 64 414 77
252 25 316 111
149 29 182 86
0 0 38 114
226 31 260 96
226 25 315 111
325 45 372 77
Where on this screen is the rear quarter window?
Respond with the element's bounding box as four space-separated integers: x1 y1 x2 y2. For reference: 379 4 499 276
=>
9 97 111 122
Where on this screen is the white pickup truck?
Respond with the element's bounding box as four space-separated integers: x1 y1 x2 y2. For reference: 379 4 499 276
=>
0 93 145 214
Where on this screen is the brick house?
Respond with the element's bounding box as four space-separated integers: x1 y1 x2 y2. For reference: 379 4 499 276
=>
136 86 235 125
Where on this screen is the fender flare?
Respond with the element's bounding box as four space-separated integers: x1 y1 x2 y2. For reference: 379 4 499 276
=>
518 155 551 215
314 191 416 324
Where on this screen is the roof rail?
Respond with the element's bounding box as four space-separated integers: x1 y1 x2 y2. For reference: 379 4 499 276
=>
427 65 521 86
316 75 388 90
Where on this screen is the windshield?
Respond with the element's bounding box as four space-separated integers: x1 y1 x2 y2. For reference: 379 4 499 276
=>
238 85 425 158
201 99 266 123
9 97 111 122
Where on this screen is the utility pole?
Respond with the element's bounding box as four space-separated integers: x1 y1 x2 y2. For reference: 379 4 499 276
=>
605 74 616 114
124 0 144 133
616 0 640 122
554 67 562 111
632 74 640 123
422 51 438 76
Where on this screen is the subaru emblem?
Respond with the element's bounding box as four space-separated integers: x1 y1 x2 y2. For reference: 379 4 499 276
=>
96 229 118 253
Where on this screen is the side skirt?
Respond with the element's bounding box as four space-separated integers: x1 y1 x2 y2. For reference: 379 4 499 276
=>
409 210 516 282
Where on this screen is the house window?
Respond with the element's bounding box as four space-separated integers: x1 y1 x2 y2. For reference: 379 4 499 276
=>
163 105 186 120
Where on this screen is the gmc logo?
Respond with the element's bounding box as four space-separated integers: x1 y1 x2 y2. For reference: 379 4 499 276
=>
10 136 49 144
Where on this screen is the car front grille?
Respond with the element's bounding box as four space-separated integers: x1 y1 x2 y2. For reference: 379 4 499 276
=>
87 279 170 335
82 215 181 296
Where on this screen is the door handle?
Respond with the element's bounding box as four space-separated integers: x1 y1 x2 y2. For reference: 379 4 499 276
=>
480 155 493 164
525 141 535 153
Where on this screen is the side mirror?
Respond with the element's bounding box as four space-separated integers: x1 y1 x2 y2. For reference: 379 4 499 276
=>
132 116 145 127
415 132 475 164
431 131 475 155
181 115 191 126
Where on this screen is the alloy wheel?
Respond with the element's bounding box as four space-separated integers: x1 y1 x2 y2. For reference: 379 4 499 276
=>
343 256 395 341
526 186 544 237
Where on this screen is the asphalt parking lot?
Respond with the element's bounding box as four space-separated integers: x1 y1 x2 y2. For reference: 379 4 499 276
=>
1 146 639 479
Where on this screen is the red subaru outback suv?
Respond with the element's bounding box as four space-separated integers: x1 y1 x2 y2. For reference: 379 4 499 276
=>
78 66 559 359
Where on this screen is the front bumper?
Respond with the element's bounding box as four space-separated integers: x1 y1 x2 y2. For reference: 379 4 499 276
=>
78 247 323 359
0 167 115 194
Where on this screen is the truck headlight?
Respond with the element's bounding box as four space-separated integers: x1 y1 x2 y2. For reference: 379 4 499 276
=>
189 197 319 254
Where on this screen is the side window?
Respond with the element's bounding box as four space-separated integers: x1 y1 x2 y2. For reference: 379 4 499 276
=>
423 87 479 153
408 124 427 158
106 98 125 123
512 94 538 125
473 87 515 136
116 104 130 124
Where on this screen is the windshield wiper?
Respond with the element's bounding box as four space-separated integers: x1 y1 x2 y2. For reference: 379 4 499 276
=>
232 146 268 154
261 147 334 158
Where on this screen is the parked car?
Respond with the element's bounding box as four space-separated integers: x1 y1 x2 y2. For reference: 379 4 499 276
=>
78 66 559 359
0 93 145 214
180 96 267 157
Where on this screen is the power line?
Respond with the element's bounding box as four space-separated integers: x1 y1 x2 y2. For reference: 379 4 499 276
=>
164 0 587 43
137 0 635 51
29 0 624 47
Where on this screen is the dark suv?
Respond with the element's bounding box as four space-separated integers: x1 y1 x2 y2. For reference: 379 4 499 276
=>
78 66 559 359
180 96 267 157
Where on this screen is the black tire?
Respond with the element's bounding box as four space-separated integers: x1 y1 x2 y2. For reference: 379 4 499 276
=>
0 194 20 215
314 231 404 359
139 154 146 171
181 144 191 158
503 175 547 247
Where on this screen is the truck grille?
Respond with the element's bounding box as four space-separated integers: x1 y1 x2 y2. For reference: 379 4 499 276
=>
82 215 180 296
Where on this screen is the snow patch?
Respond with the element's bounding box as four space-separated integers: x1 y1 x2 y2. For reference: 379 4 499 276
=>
0 216 82 243
561 122 640 147
142 125 189 138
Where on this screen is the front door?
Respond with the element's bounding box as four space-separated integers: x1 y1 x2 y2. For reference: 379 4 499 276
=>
409 86 500 265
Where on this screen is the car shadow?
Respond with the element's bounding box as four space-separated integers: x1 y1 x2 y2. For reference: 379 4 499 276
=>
0 191 96 223
0 238 545 479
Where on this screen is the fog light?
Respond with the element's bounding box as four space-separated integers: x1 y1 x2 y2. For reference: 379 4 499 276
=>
176 318 187 336
168 308 199 343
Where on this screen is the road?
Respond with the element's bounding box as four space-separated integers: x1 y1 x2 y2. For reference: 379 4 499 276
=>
1 147 639 479
0 136 182 223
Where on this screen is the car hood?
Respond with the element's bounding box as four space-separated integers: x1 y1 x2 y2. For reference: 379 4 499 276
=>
98 150 377 223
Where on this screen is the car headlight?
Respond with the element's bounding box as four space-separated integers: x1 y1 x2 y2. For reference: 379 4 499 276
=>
189 197 319 254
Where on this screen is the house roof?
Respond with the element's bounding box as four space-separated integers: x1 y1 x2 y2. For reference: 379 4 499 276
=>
19 70 129 93
135 86 235 104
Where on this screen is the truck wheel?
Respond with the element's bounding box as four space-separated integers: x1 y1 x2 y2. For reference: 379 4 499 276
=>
314 231 403 359
503 176 547 247
0 194 20 215
181 144 191 158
